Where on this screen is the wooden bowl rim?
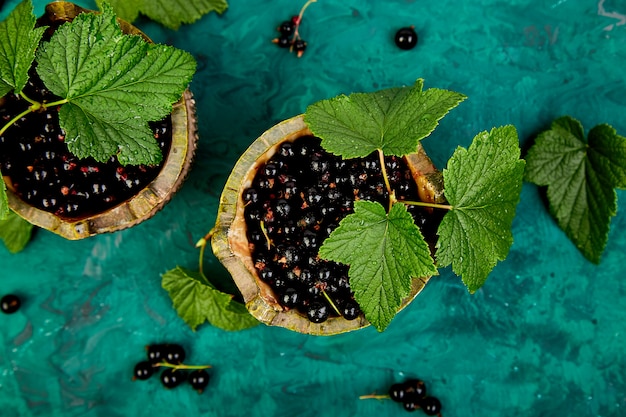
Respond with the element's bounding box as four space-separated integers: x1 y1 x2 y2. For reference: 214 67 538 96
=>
212 115 441 335
3 2 198 240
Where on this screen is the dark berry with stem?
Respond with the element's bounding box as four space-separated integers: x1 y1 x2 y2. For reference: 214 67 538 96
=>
273 35 291 48
278 20 295 35
403 400 420 412
1 294 21 314
389 383 408 402
307 301 329 323
293 39 307 58
420 396 442 416
189 369 210 394
342 299 361 320
404 379 427 400
164 344 186 364
160 368 187 389
133 361 155 381
395 26 418 50
146 344 168 364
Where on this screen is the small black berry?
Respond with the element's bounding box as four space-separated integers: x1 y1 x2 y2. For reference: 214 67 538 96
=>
133 361 154 381
1 294 21 314
394 27 418 50
275 35 291 48
420 396 442 416
160 368 187 389
278 21 296 36
164 344 186 364
189 369 210 393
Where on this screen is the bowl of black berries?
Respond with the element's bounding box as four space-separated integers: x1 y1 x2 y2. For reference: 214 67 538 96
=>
211 115 445 335
0 2 197 240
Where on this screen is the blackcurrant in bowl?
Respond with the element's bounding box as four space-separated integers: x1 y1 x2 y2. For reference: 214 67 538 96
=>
0 2 198 240
212 115 445 335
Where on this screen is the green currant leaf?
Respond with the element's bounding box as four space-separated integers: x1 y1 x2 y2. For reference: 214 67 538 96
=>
162 266 259 331
35 4 196 165
436 125 525 292
319 200 437 332
0 0 46 96
95 0 141 24
0 210 34 253
96 0 228 30
139 0 228 30
524 116 626 263
304 79 466 159
0 169 8 221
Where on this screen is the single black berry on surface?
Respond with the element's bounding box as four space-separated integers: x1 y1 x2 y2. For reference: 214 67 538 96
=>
1 294 21 314
189 369 210 393
395 26 418 50
420 396 442 416
133 361 155 381
389 383 407 402
244 135 443 325
160 368 187 389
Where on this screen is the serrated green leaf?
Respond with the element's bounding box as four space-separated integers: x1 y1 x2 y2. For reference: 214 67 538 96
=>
436 125 524 292
35 4 196 165
1 169 8 220
0 210 33 253
304 80 466 159
0 0 46 96
95 0 141 23
140 0 229 30
319 200 437 332
524 116 626 263
162 267 259 331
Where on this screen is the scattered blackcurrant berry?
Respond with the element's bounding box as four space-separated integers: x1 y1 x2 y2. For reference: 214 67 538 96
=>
1 294 21 314
133 361 155 381
420 396 442 416
164 344 186 364
161 368 187 389
146 344 168 364
395 26 418 50
189 369 210 393
389 383 407 402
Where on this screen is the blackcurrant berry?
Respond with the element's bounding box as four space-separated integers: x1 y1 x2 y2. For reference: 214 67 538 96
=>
164 344 186 364
133 361 154 381
160 368 187 389
307 301 329 323
294 39 307 53
188 369 210 393
404 379 427 401
420 396 442 416
341 299 361 320
146 344 168 364
275 35 291 48
394 27 418 50
389 383 407 402
278 20 295 36
1 294 21 314
403 400 420 412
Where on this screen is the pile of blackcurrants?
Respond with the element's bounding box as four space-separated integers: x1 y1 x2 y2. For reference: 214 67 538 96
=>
272 15 307 58
132 343 211 393
389 379 442 415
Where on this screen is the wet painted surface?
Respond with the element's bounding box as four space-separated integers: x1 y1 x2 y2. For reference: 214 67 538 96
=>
1 0 625 416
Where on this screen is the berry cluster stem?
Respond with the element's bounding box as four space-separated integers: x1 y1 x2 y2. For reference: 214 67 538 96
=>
290 0 318 52
0 93 68 137
155 362 211 371
359 393 391 400
196 228 216 285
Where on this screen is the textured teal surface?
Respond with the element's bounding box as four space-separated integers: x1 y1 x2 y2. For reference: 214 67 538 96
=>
1 0 626 416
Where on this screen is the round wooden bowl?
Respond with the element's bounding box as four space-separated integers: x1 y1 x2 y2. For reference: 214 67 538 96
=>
3 2 198 240
212 115 445 335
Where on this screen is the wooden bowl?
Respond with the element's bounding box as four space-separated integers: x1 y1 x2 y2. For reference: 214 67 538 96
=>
3 2 198 240
212 115 445 335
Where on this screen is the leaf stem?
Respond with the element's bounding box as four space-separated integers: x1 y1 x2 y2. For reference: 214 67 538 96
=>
0 107 35 137
42 98 69 108
359 393 391 400
196 228 216 285
321 289 342 316
377 149 397 212
155 361 211 371
18 91 40 107
400 200 453 210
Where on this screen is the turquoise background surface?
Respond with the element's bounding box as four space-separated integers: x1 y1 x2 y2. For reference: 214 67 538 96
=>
1 0 626 416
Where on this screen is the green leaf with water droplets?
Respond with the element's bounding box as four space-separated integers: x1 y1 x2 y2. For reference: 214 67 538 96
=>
524 116 626 263
162 266 259 331
319 200 437 332
0 0 46 97
0 210 33 253
35 4 196 165
304 79 466 159
436 125 525 292
97 0 228 30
